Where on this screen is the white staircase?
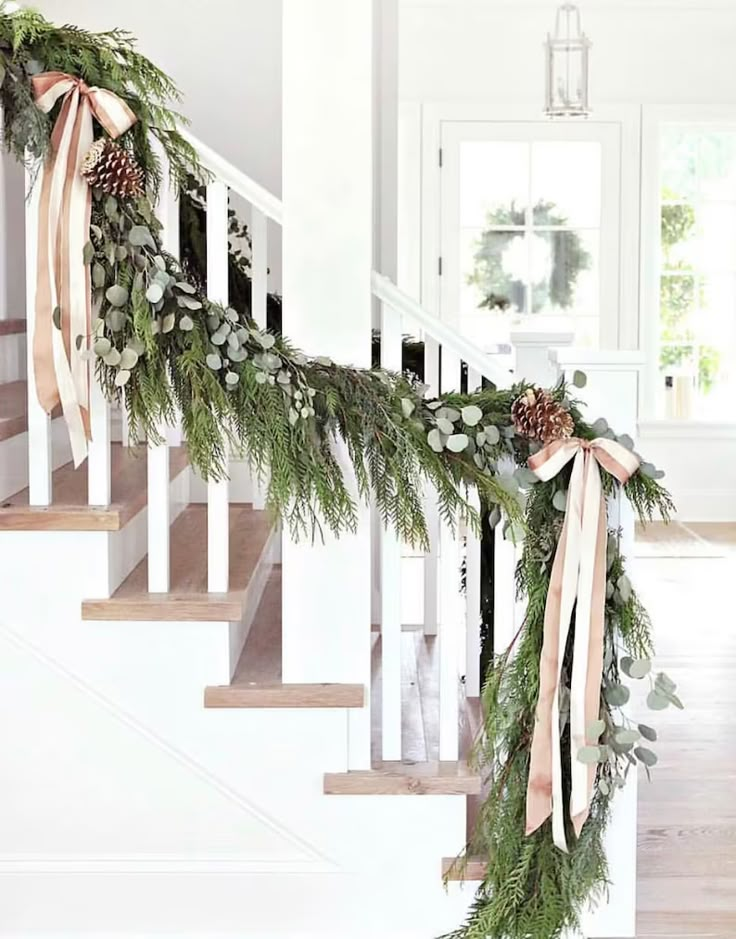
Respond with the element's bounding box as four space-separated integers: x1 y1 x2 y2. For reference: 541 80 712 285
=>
0 11 639 933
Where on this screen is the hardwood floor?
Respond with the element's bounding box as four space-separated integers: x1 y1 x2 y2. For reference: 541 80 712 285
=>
634 522 736 937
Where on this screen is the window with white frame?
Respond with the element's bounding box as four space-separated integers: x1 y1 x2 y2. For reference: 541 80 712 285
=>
657 126 736 421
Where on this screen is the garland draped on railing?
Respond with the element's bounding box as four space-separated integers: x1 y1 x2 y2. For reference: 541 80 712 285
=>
0 7 679 938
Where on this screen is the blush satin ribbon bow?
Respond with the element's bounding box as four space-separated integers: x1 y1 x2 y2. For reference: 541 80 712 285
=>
524 436 639 852
32 72 137 466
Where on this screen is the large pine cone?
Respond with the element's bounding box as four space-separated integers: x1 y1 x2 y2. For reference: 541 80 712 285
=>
81 138 145 199
511 387 574 443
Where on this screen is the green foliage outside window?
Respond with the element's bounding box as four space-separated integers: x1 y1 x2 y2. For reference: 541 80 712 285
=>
659 191 719 392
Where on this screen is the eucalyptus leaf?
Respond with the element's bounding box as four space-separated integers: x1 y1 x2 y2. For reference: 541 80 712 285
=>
647 690 669 711
93 338 111 357
82 241 95 265
598 779 610 796
634 746 658 767
427 428 444 453
210 330 226 346
257 332 276 350
206 353 222 371
461 405 483 427
447 433 469 453
572 369 587 388
146 283 164 304
106 284 129 307
179 315 194 332
401 398 415 419
102 348 121 367
180 296 203 310
114 369 131 388
129 225 155 248
617 574 632 603
638 724 658 742
586 719 606 740
591 417 609 436
483 425 501 445
437 417 455 435
628 658 652 679
92 262 106 288
604 683 630 707
225 371 240 387
552 489 568 512
615 729 641 746
119 347 139 370
162 313 176 334
52 306 62 330
107 309 126 332
577 745 601 765
437 407 461 423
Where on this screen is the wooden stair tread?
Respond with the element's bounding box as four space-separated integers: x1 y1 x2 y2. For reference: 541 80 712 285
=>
205 568 364 708
324 761 481 795
0 318 26 336
0 379 64 443
0 444 189 531
83 503 274 621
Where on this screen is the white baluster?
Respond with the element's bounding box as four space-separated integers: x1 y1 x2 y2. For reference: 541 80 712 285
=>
24 166 52 506
423 335 440 636
250 206 268 510
87 368 111 505
146 160 179 592
206 180 230 593
380 301 402 761
464 365 482 696
438 346 461 761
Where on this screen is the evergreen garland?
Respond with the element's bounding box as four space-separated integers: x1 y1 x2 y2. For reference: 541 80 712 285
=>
0 6 679 937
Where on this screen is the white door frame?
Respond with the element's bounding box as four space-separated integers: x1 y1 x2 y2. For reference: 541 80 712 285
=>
407 101 642 350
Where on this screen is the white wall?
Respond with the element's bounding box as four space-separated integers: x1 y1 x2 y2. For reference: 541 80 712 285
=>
30 0 283 289
398 0 736 520
399 0 736 107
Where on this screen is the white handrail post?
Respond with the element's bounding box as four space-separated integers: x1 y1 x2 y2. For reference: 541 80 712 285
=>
206 180 230 593
146 159 178 593
438 349 461 761
380 301 402 762
250 205 268 511
464 364 482 697
24 166 52 506
87 369 111 505
548 348 642 939
423 335 440 637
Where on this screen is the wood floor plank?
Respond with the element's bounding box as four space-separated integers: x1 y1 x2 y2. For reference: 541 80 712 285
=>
324 761 481 795
0 443 188 530
83 504 273 621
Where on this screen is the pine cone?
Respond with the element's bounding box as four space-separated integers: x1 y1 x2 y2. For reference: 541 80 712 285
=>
81 138 145 199
511 387 574 443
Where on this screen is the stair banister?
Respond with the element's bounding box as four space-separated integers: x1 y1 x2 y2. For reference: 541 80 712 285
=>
181 131 284 226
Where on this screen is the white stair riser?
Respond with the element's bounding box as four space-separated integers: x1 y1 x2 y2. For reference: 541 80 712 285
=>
0 418 71 503
0 331 26 384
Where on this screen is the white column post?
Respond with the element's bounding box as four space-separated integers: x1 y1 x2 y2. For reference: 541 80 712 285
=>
380 302 402 761
24 166 52 506
206 180 230 593
282 0 374 770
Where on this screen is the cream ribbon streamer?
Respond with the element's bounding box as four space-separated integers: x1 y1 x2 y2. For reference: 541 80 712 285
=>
32 72 137 466
524 436 639 852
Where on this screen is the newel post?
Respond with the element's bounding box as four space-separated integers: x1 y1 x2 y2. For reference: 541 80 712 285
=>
549 347 644 939
281 0 374 769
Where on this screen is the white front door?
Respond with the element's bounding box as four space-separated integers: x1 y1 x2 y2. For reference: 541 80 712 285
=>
439 119 623 351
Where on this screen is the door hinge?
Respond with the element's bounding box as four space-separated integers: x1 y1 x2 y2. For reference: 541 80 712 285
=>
438 147 443 168
438 256 443 276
